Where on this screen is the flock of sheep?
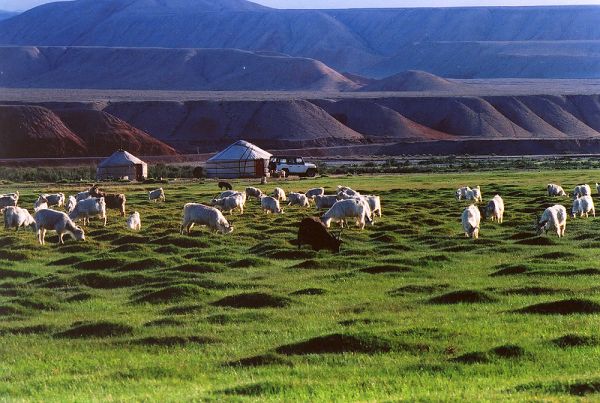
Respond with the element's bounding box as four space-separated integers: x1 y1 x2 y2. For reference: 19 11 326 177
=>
0 182 382 249
2 179 597 248
457 182 598 240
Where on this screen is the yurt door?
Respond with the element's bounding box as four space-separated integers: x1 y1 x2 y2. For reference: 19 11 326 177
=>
254 159 265 177
136 165 144 181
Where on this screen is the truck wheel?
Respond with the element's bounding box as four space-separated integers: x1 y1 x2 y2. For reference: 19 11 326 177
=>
305 168 317 177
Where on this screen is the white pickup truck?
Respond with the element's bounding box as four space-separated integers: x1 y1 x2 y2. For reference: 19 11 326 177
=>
268 156 318 177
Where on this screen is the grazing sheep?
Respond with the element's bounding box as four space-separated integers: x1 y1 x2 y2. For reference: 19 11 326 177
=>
245 187 263 200
260 196 284 214
461 204 481 239
34 209 85 245
127 211 141 231
573 184 592 198
218 190 237 198
360 195 382 218
218 181 233 191
471 186 483 203
148 188 165 202
314 195 338 209
288 192 310 208
89 185 126 216
536 204 567 237
180 203 233 234
0 194 18 209
571 195 595 218
211 193 245 214
33 196 48 212
547 184 567 197
485 195 504 223
273 187 287 202
297 217 341 253
3 206 35 231
455 186 471 201
337 186 360 200
305 187 325 199
65 196 77 213
75 190 91 201
39 193 65 208
321 199 372 229
69 197 107 226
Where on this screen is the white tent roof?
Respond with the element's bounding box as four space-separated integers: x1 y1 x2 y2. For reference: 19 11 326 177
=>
207 140 271 162
98 150 146 167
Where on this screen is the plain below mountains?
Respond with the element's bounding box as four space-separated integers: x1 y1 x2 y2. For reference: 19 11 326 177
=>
0 0 599 78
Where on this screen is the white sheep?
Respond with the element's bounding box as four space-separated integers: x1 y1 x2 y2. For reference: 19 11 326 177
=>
455 186 471 201
211 193 245 214
461 204 481 239
69 197 107 226
536 204 567 237
337 185 360 200
361 195 382 218
261 196 284 214
471 186 483 203
39 193 65 208
573 184 592 198
245 187 263 200
75 190 91 202
485 194 504 223
34 208 85 245
288 192 310 207
273 187 287 202
571 195 595 218
180 203 233 234
305 187 325 199
65 196 77 213
321 199 372 229
547 184 567 197
33 196 48 212
148 188 165 202
127 211 141 231
3 206 35 231
314 195 338 209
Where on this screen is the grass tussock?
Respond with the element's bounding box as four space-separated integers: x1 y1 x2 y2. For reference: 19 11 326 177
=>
289 288 327 296
360 265 411 274
515 379 600 396
75 258 128 271
132 284 208 304
220 382 286 396
429 290 496 304
276 333 398 355
227 353 292 367
133 335 216 347
551 334 599 348
515 299 600 315
213 292 291 309
55 321 134 338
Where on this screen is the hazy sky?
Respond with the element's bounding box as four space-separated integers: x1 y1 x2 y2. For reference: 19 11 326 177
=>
1 0 599 12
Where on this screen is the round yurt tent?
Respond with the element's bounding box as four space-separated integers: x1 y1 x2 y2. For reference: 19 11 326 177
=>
96 150 148 181
205 140 272 178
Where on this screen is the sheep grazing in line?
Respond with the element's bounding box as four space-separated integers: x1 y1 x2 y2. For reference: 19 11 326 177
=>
461 204 481 239
180 203 233 234
288 192 310 208
34 208 85 245
3 206 36 231
314 195 338 210
75 190 91 202
485 195 504 223
148 188 165 202
536 204 567 237
211 193 245 214
305 187 325 199
0 193 18 209
455 186 471 201
297 217 341 253
33 196 48 212
261 196 284 214
547 183 567 197
245 187 263 200
39 193 65 208
573 184 592 198
321 199 372 229
69 197 107 226
273 187 287 202
218 181 233 191
127 211 141 231
571 195 595 218
65 196 77 214
89 185 126 216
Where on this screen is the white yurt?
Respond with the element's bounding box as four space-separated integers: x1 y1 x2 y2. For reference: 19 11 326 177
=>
96 150 148 181
205 140 272 178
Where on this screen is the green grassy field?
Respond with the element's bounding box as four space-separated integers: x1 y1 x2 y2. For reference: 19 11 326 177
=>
1 170 600 401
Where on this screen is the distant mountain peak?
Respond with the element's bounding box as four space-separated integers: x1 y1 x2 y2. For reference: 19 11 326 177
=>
74 0 269 12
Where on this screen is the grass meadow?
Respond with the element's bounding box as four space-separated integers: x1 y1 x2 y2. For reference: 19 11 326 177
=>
1 170 600 401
